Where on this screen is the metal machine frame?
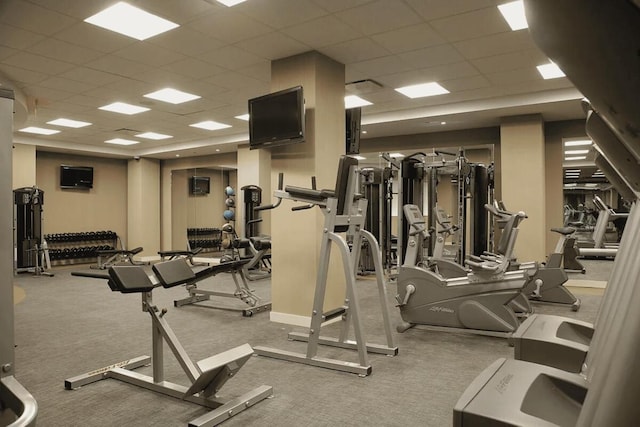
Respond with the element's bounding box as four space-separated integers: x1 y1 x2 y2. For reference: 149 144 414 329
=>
254 156 398 376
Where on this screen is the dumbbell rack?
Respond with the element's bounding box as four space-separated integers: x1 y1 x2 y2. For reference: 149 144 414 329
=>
186 227 222 253
44 231 119 265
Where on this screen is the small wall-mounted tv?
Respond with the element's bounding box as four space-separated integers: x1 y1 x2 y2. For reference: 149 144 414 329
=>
346 107 362 155
248 86 305 150
60 165 93 189
190 176 210 195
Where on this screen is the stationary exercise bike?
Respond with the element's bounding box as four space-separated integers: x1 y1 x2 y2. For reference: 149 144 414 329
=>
396 204 526 336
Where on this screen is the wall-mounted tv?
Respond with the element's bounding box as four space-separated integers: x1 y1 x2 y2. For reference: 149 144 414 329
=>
190 176 210 195
346 107 362 155
60 165 93 189
248 85 305 150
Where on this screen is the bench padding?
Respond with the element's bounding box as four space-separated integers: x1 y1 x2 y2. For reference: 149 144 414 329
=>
108 266 156 293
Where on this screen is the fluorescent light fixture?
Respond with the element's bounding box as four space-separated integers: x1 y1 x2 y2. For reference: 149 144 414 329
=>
351 155 366 160
135 132 172 140
395 82 449 99
19 126 60 135
47 118 91 128
84 2 179 41
389 153 405 158
105 138 139 146
565 169 581 172
585 183 599 187
498 1 528 31
564 140 592 147
99 102 150 115
565 183 577 187
216 0 247 6
345 95 372 108
144 88 201 104
234 114 250 121
564 149 589 155
190 120 231 131
361 130 368 134
565 156 587 161
440 121 447 125
537 62 566 79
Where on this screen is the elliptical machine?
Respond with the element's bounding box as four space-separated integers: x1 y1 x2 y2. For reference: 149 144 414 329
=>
396 204 526 337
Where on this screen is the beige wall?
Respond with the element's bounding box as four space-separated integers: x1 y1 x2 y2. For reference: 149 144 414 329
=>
35 151 127 240
500 115 546 262
127 158 160 256
12 143 36 188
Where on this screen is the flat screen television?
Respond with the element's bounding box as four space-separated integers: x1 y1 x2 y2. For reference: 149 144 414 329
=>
60 165 93 189
346 107 362 155
190 176 210 195
248 86 305 150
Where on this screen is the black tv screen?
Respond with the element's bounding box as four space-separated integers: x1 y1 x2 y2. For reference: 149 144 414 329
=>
346 107 362 155
60 165 93 189
190 176 210 195
248 86 305 149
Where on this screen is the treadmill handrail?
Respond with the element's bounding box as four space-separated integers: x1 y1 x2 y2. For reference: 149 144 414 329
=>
1 375 38 427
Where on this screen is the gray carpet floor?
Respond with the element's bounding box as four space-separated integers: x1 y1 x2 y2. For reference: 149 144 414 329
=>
10 259 611 426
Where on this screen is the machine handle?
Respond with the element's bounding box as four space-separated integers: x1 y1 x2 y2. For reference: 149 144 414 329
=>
254 173 284 212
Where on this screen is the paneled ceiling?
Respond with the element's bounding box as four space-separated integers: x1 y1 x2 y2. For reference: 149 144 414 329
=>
0 0 585 159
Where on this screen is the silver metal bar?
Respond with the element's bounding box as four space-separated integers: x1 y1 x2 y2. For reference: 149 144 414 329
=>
287 333 398 356
64 355 151 389
187 385 274 427
0 376 38 427
253 346 371 376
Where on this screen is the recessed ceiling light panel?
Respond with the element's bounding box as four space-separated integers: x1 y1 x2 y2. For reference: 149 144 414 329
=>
99 102 150 115
190 120 231 131
143 88 201 104
564 139 592 147
498 1 528 31
47 118 92 128
395 82 449 99
537 62 566 79
85 2 179 41
135 132 173 140
564 149 589 155
105 138 139 146
565 156 587 161
234 114 250 121
19 126 60 135
216 0 247 6
345 95 372 108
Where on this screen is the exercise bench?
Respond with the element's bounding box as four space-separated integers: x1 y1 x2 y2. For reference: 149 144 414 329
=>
158 247 209 266
91 246 147 270
64 259 273 426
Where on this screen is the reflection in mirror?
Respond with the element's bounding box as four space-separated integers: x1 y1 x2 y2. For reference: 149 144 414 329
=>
562 137 626 245
171 166 237 260
356 146 494 273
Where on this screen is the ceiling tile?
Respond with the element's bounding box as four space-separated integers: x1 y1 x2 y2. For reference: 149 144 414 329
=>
22 84 74 102
398 44 465 68
162 58 226 80
0 0 77 36
203 71 264 91
113 42 186 68
454 30 538 59
282 15 361 48
319 37 389 64
429 7 510 42
148 27 225 58
406 0 495 21
236 61 271 82
3 51 75 75
0 63 48 85
485 66 543 86
199 46 264 70
54 23 135 54
375 61 478 87
335 0 423 35
470 48 549 74
235 32 309 61
25 0 113 20
0 24 45 50
441 75 492 92
58 66 123 86
311 0 377 13
371 23 446 53
239 0 328 29
37 76 94 94
189 9 273 44
134 0 218 24
29 38 102 65
85 55 152 79
0 46 18 61
350 55 413 77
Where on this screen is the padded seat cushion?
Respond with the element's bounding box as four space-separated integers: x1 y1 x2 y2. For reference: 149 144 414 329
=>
108 266 156 293
152 258 197 288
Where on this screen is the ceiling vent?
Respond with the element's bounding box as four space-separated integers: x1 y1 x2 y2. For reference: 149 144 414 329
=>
345 79 383 95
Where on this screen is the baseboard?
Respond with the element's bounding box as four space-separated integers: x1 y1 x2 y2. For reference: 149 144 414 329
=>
269 311 341 327
566 279 607 289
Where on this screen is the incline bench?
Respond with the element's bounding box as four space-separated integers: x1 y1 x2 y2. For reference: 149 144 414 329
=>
65 258 272 426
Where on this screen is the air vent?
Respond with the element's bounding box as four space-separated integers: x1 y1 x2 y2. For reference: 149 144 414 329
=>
345 79 383 95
